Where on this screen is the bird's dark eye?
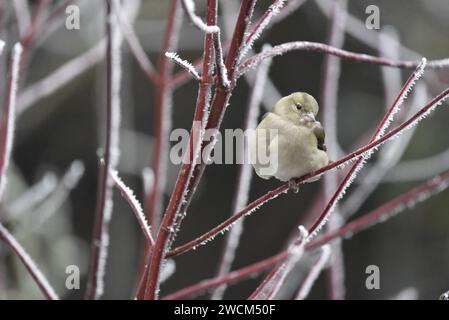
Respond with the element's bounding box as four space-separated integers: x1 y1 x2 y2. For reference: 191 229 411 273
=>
295 103 303 110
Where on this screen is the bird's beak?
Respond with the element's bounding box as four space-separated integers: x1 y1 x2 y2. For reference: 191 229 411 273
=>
305 112 315 122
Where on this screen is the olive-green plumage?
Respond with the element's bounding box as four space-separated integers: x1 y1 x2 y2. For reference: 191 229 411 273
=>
249 92 329 182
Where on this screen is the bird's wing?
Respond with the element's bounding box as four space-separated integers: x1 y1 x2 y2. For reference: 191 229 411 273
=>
313 122 327 152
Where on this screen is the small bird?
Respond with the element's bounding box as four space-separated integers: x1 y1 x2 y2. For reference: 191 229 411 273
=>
249 92 329 191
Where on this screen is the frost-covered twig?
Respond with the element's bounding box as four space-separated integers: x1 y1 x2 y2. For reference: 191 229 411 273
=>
212 32 230 88
0 223 58 300
165 166 449 299
341 84 428 218
144 0 257 300
112 0 158 83
306 59 427 242
86 3 123 300
167 81 449 257
211 44 272 300
295 245 331 300
237 41 449 78
145 0 181 235
314 0 446 91
319 0 347 300
110 170 154 246
308 169 449 250
181 0 220 33
240 0 287 60
249 227 308 300
165 52 201 81
0 43 23 200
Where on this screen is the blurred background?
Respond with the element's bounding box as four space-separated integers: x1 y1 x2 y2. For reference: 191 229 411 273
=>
1 0 449 299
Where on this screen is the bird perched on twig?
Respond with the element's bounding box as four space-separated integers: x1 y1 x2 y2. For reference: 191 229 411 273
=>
249 92 329 192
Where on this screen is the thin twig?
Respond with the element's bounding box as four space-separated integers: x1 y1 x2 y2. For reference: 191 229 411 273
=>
167 84 449 257
248 227 308 300
319 0 347 300
306 60 427 242
86 1 123 299
0 223 58 300
295 245 331 300
0 43 23 199
144 0 257 300
165 52 201 81
211 47 272 299
145 0 181 234
110 170 155 246
181 0 220 33
164 167 449 299
237 41 449 78
112 0 158 83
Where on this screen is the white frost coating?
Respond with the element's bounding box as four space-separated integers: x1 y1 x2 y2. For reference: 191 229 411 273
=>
213 33 231 88
295 245 331 300
374 58 427 141
306 59 427 242
110 169 154 245
252 227 308 300
239 0 286 60
94 13 123 300
0 223 59 299
342 84 428 217
346 174 449 239
0 43 23 200
160 259 176 283
181 0 220 33
165 51 201 81
212 47 272 300
112 0 155 76
191 188 290 252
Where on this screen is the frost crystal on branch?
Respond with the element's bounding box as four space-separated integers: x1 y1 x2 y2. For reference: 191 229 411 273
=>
110 170 155 245
306 59 428 242
240 0 286 60
165 52 201 81
181 0 220 33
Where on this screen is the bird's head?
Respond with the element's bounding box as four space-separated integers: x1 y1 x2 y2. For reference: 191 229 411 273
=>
272 92 319 123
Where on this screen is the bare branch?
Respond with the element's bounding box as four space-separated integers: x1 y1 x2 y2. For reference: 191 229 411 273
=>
110 170 155 246
165 51 201 81
295 245 331 300
112 0 158 83
181 0 220 33
211 47 272 299
86 3 123 300
0 223 58 300
306 59 427 242
237 41 449 78
0 43 23 199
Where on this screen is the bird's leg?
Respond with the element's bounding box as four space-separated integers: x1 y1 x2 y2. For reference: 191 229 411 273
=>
289 179 300 193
